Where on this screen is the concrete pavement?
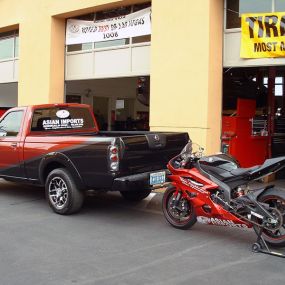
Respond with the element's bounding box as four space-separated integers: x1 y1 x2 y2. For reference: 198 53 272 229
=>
0 179 285 285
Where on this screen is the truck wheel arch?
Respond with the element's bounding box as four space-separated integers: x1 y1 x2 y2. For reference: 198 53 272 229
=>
39 152 85 190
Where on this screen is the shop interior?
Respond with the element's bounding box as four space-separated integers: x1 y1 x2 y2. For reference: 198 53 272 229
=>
222 66 285 170
0 82 18 116
65 76 150 131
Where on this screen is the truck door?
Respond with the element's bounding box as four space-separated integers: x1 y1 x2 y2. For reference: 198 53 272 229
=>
0 110 25 178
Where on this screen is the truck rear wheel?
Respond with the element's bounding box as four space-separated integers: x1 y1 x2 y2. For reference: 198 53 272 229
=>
120 188 152 202
45 168 84 215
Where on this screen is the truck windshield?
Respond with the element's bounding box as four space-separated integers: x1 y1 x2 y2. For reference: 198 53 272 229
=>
31 107 95 132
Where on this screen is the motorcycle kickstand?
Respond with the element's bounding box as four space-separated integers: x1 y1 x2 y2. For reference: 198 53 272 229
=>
252 227 285 258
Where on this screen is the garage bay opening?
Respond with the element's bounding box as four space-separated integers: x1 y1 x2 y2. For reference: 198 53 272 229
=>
65 77 150 131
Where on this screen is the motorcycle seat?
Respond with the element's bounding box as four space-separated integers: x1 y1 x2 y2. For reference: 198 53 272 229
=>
200 165 260 182
230 166 260 177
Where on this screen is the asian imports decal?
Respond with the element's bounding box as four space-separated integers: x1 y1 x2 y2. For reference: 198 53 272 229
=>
241 12 285 58
42 118 84 130
66 7 151 45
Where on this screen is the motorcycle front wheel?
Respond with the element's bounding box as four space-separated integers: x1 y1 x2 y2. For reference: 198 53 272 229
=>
162 185 197 230
254 187 285 248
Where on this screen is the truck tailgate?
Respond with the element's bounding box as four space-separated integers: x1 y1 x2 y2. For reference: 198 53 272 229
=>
119 132 189 175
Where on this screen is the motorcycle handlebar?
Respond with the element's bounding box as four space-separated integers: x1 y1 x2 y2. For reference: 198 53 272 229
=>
168 141 204 172
168 153 199 171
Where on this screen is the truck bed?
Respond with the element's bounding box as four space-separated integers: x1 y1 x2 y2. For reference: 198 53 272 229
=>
22 131 188 189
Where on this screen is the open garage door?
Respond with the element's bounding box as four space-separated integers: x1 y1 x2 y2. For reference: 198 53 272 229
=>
65 77 149 131
0 83 18 116
222 66 285 170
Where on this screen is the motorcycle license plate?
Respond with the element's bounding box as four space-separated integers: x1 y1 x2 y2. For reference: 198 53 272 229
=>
150 171 166 185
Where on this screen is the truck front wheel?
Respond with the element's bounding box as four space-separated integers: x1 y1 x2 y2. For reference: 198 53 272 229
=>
120 188 152 202
45 168 84 215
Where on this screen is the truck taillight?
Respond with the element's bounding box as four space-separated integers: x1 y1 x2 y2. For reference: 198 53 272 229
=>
109 145 119 171
111 147 118 154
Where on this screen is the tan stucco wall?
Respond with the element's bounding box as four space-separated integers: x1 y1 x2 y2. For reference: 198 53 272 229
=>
0 0 223 153
150 0 223 153
0 0 142 106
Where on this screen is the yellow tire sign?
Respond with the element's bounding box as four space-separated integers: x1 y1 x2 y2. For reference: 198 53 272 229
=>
241 12 285 58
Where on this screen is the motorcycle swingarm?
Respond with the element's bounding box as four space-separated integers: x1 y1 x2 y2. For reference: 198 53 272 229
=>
237 192 276 222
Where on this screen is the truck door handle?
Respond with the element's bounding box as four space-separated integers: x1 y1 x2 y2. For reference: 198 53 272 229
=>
11 143 17 149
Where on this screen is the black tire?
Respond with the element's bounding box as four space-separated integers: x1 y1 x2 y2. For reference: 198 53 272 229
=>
254 187 285 248
45 168 84 215
120 188 152 202
162 185 197 230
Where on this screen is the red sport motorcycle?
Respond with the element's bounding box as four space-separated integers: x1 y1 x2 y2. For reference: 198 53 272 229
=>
162 140 285 257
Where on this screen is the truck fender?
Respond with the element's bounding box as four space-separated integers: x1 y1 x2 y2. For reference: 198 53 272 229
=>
38 152 86 190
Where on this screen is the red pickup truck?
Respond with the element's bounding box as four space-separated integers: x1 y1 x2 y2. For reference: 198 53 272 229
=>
0 104 188 214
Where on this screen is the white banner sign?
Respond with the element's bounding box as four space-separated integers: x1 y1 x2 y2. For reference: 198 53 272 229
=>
66 7 151 45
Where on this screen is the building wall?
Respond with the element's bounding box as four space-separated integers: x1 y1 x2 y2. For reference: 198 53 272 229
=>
0 0 223 153
150 0 223 152
0 0 134 106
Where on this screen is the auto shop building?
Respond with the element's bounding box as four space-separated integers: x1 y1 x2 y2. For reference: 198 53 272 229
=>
1 0 285 162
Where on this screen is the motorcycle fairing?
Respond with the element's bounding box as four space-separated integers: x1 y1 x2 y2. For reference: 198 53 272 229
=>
198 154 285 190
196 216 249 228
169 167 251 229
249 156 285 180
199 154 252 182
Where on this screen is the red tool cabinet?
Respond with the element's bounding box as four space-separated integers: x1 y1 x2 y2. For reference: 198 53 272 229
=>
222 99 268 167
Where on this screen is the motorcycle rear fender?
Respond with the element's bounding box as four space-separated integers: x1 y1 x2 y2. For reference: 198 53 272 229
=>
249 156 285 180
250 185 275 200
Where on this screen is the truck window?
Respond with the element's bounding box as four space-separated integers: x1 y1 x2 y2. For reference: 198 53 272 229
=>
31 107 95 132
0 111 24 137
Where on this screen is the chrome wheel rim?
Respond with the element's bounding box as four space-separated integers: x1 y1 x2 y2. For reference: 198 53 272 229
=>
48 177 68 210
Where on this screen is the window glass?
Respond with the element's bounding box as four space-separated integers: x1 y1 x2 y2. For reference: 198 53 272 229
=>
0 37 14 60
275 84 283 96
15 36 19 57
275 76 283 96
96 6 131 21
133 2 151 12
264 77 268 84
226 0 273 29
76 13 95 21
0 31 16 38
0 111 23 137
31 107 95 132
132 35 151 44
95 38 129 48
275 76 283 84
226 0 240 29
239 0 272 14
67 42 93 52
263 76 283 96
275 0 285 11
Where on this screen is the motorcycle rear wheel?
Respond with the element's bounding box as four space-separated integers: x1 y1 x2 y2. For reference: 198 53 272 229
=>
162 185 197 230
255 188 285 248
